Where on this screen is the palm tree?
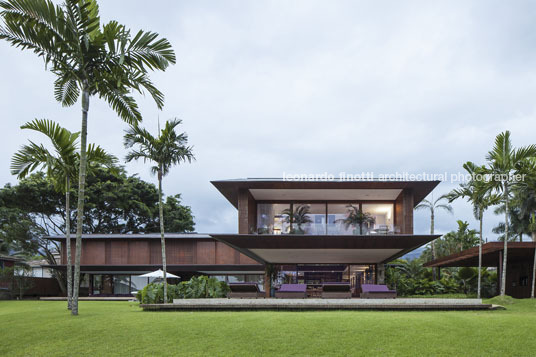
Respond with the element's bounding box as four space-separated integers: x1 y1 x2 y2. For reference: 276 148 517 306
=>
447 162 500 298
484 131 536 296
124 119 194 303
529 214 536 299
0 0 175 315
415 194 453 259
515 158 536 298
10 119 116 309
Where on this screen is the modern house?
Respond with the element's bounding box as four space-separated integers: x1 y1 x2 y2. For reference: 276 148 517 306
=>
46 178 440 297
425 242 536 298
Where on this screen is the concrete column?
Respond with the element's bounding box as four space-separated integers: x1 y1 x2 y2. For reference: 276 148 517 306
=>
376 264 385 284
264 271 271 298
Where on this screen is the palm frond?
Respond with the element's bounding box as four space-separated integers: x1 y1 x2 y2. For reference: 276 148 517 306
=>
10 141 51 178
54 74 80 106
97 82 141 124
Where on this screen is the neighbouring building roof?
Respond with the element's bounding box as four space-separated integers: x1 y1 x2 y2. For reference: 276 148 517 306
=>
0 254 24 262
424 242 536 267
44 233 213 241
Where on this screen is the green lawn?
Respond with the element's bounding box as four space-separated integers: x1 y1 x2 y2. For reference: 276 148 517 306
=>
1 298 535 356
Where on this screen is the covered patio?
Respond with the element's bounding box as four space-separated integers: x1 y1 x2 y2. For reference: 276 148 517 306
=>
424 242 536 298
212 234 439 297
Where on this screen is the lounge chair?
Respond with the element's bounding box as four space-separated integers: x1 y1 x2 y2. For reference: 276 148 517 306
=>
360 284 397 299
227 283 264 298
275 284 307 298
321 282 351 299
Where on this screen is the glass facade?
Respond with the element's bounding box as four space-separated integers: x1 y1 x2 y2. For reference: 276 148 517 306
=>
291 203 325 234
257 203 291 234
362 203 394 234
257 202 396 235
209 274 265 291
91 274 159 295
90 274 265 295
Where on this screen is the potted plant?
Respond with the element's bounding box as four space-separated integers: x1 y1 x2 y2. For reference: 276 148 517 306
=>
339 204 376 234
282 204 313 234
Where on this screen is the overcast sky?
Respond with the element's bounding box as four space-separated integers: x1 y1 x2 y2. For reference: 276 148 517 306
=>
1 0 536 239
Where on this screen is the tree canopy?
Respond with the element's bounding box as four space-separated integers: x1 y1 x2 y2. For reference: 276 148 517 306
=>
0 168 195 256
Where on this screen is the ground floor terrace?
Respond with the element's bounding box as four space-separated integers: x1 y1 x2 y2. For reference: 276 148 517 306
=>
59 263 380 297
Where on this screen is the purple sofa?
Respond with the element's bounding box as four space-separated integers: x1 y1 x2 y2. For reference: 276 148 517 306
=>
321 282 352 299
275 284 307 299
360 284 397 299
227 283 264 298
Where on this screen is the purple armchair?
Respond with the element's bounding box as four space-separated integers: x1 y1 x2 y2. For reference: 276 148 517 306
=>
360 284 397 299
275 284 307 299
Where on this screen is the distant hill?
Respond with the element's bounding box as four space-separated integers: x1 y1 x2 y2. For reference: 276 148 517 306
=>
400 247 424 261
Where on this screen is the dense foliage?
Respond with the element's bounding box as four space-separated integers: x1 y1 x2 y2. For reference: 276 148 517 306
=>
420 220 479 262
0 168 195 239
386 259 498 298
137 276 230 304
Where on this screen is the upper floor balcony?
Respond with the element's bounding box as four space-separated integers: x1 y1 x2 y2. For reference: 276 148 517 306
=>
256 202 400 235
211 178 441 236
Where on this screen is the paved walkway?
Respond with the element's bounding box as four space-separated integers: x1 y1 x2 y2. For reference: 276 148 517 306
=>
40 296 134 301
140 298 494 311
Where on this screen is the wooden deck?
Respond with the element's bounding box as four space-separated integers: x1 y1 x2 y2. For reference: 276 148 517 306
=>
140 298 494 311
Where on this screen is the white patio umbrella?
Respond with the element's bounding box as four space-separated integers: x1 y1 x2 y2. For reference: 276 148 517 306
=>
139 269 179 279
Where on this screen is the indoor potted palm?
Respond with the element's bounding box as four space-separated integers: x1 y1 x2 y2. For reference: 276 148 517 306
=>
282 204 313 234
339 204 376 234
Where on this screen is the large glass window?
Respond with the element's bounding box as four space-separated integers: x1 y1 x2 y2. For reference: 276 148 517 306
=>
257 203 290 234
327 204 359 235
257 201 396 235
362 203 394 234
113 275 130 295
291 203 325 234
131 275 151 293
227 275 245 283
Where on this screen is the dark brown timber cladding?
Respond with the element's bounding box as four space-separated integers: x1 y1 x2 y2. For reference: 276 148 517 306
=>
60 237 262 266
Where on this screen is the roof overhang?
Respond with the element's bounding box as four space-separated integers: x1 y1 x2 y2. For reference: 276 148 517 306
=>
211 179 440 208
44 264 265 273
424 242 536 267
211 234 439 264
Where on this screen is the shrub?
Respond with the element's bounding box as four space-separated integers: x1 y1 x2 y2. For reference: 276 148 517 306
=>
137 276 230 304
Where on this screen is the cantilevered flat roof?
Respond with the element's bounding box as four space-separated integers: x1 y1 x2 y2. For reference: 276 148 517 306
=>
211 178 440 209
212 234 439 264
424 242 536 267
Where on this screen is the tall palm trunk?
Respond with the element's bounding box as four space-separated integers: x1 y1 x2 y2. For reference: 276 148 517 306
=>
430 210 436 280
500 184 509 296
158 169 168 303
72 85 89 315
531 245 535 299
477 209 483 299
530 225 536 299
65 177 72 310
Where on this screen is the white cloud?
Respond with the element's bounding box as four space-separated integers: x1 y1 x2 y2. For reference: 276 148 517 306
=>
1 0 536 238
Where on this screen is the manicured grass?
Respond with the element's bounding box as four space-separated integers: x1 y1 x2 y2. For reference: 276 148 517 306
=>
1 299 535 356
403 293 475 298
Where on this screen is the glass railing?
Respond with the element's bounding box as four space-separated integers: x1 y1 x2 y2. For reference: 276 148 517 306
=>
254 224 401 235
